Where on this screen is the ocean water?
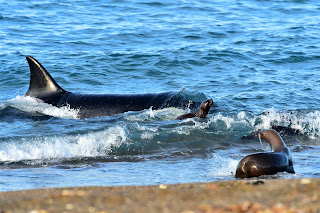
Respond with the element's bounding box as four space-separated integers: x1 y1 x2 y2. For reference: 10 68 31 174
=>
1 0 320 191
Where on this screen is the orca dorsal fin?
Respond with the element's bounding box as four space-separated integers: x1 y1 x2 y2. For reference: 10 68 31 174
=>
25 56 66 98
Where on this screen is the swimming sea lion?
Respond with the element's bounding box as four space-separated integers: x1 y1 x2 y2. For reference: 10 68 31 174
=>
235 129 295 178
177 99 213 120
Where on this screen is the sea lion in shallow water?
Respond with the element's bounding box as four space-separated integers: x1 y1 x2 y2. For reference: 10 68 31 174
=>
24 56 200 118
177 99 213 120
235 129 295 178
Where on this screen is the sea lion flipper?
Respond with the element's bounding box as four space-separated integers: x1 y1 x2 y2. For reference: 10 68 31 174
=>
287 159 295 173
287 167 295 174
177 112 195 120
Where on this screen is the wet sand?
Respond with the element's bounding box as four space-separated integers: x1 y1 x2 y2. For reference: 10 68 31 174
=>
1 178 319 213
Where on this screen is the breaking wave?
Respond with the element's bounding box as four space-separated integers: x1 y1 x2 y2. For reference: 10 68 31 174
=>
0 126 127 163
1 96 320 165
207 108 320 139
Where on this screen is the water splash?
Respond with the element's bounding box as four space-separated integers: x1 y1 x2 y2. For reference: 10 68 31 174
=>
206 109 320 139
209 154 239 178
0 126 127 163
256 108 320 139
5 96 80 119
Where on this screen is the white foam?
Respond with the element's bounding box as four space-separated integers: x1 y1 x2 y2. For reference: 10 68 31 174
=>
148 106 155 118
6 96 79 119
255 108 320 138
206 112 253 135
211 113 235 129
202 109 320 138
0 126 127 162
141 132 156 140
124 107 185 122
0 102 5 110
177 118 212 134
208 154 239 177
132 122 159 140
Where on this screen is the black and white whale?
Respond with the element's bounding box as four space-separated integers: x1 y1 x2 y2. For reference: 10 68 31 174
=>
24 56 201 118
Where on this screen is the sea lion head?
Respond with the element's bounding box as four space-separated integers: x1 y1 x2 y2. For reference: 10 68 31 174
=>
257 129 287 152
195 99 213 118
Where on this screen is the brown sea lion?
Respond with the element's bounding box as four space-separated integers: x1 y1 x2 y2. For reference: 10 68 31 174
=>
235 129 295 178
177 99 213 120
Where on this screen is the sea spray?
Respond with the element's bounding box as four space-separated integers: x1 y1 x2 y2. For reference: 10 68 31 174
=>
0 126 127 163
5 96 79 119
209 153 239 178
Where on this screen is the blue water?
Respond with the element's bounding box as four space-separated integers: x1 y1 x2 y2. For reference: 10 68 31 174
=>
1 0 320 191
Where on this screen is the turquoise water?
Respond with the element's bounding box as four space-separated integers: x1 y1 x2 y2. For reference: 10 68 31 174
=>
1 0 320 191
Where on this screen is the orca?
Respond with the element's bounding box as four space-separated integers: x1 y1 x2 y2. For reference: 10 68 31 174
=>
24 56 198 118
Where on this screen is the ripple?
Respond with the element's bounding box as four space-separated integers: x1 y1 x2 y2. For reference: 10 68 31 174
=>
1 0 320 191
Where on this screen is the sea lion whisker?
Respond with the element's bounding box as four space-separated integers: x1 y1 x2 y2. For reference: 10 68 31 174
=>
258 132 263 147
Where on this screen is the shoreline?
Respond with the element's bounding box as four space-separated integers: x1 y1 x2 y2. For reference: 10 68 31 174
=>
1 178 320 213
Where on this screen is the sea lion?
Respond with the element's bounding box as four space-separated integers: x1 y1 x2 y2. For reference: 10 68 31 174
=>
24 56 200 118
177 99 213 120
235 129 295 178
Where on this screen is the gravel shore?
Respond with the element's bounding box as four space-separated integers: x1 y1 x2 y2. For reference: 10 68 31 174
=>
1 178 319 213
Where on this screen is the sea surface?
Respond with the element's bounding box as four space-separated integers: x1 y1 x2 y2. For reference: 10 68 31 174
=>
1 0 320 191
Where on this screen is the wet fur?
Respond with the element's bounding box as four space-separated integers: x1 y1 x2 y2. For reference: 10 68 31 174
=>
177 99 213 120
236 129 295 178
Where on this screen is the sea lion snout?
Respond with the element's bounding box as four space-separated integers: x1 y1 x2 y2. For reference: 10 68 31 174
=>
257 129 282 146
197 99 214 118
256 129 271 145
257 129 262 138
202 99 214 108
207 99 214 106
